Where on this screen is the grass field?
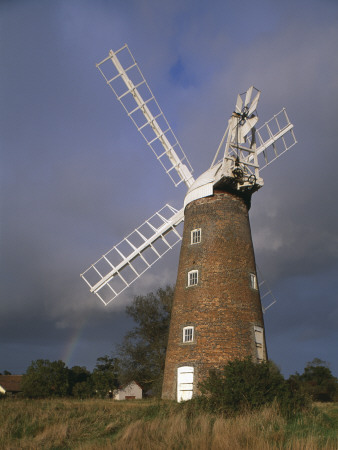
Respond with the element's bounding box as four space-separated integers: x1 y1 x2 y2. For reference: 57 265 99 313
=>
0 398 337 449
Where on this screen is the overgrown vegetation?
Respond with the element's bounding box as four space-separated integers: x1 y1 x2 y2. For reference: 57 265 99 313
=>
0 398 337 449
192 358 309 418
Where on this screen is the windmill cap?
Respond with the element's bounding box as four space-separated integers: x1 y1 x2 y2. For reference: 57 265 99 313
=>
184 163 222 208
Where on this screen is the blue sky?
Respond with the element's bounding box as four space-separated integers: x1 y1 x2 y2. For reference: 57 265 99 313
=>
1 0 337 377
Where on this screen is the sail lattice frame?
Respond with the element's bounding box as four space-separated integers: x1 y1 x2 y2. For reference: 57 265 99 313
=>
249 108 297 171
96 44 194 188
81 204 184 305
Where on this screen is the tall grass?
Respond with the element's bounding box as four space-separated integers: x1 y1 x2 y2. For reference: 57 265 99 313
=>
116 403 337 450
0 398 337 449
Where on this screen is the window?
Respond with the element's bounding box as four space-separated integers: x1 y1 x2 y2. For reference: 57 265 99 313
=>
183 326 194 343
191 228 201 244
250 273 258 290
188 270 198 286
254 326 264 362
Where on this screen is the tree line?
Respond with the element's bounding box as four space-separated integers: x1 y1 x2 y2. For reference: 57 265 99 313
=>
18 356 119 398
1 285 337 402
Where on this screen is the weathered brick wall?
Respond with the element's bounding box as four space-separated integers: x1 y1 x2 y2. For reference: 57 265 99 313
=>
162 189 267 400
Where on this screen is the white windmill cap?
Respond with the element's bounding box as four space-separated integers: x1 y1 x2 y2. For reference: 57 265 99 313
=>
184 162 223 208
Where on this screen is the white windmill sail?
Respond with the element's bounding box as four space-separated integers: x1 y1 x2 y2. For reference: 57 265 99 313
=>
96 44 194 188
249 108 297 170
81 204 184 305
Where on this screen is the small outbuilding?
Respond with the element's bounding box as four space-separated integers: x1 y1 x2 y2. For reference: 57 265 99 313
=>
113 381 142 400
0 375 22 395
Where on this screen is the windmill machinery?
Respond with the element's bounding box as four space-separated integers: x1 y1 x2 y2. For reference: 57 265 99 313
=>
81 44 297 402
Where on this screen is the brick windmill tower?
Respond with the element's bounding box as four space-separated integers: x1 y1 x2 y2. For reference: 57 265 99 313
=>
81 45 297 401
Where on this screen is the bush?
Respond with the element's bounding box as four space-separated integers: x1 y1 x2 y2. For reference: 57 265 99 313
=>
192 358 308 417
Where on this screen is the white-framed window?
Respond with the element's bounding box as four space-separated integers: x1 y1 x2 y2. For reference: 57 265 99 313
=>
188 270 198 286
191 228 201 244
250 273 258 290
254 325 264 362
183 326 194 343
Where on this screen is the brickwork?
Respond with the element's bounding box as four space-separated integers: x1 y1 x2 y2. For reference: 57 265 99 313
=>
162 189 267 400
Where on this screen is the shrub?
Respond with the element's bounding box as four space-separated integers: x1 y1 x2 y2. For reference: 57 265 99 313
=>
193 358 308 417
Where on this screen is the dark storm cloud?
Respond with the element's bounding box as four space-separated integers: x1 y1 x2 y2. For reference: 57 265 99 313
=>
1 0 337 376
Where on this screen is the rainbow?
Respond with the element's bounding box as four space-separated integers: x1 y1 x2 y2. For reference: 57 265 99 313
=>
62 318 87 367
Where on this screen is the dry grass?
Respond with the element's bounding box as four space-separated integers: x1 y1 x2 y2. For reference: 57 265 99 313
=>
0 398 337 449
114 405 284 449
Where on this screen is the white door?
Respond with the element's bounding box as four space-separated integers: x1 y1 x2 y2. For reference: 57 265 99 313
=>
177 366 194 402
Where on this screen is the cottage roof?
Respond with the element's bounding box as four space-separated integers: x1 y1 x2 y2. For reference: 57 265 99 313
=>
0 375 22 392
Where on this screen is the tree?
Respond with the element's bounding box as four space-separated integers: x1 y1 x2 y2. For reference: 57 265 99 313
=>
92 356 120 398
117 285 174 396
69 366 93 398
72 380 94 398
21 359 69 398
289 358 338 402
69 365 91 385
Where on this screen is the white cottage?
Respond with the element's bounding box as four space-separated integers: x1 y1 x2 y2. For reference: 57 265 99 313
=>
113 381 142 400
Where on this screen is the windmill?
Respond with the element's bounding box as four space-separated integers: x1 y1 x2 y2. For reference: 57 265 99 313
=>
81 44 297 402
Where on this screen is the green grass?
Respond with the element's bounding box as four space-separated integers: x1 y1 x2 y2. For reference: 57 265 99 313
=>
0 397 337 449
284 403 338 448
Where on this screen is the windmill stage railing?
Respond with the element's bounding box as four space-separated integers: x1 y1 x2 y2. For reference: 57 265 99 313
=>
81 204 184 305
